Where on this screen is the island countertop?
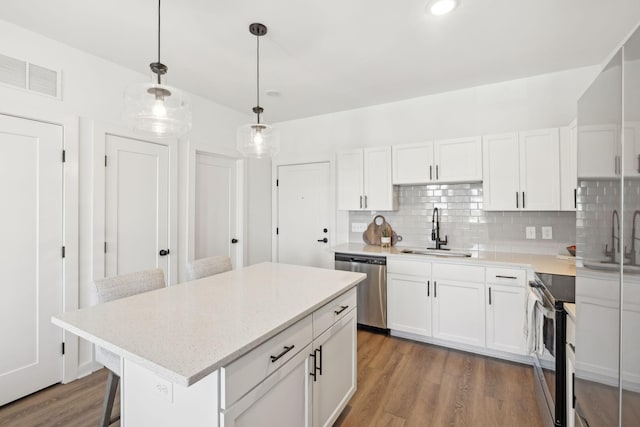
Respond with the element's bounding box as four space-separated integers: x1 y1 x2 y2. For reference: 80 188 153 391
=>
52 262 365 387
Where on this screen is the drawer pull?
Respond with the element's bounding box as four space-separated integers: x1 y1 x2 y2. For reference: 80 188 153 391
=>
316 345 323 375
309 351 317 382
495 275 517 280
334 305 349 315
270 345 295 363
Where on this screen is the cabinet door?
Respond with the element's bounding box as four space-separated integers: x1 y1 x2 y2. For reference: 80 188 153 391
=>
392 142 433 184
222 345 312 427
312 309 357 427
482 133 520 210
623 122 640 177
432 280 485 347
337 149 364 210
434 136 482 183
519 128 560 211
577 124 618 178
387 273 431 336
363 147 395 211
567 344 576 427
486 284 526 354
560 122 578 211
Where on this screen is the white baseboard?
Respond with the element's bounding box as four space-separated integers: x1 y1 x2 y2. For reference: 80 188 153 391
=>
389 330 534 365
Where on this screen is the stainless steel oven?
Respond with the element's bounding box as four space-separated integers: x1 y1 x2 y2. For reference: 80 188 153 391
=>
530 273 574 427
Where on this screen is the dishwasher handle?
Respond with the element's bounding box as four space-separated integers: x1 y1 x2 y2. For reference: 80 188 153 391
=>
335 253 386 265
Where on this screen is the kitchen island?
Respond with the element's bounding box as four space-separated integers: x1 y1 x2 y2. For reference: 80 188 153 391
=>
52 262 366 427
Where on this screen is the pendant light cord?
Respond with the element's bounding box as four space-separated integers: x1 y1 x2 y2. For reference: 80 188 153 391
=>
256 33 261 124
156 0 162 84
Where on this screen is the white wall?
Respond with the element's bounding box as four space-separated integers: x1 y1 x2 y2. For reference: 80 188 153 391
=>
0 19 263 376
274 65 600 244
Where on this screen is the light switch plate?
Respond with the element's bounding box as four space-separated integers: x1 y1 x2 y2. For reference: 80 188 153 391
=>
526 226 536 239
351 222 367 233
542 226 553 240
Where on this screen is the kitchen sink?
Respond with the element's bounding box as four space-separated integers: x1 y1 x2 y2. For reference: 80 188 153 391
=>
401 249 472 258
583 260 640 274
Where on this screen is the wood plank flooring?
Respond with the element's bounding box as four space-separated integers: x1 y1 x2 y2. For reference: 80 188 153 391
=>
0 329 541 426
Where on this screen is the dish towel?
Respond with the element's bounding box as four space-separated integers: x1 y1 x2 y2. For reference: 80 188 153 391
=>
523 288 553 355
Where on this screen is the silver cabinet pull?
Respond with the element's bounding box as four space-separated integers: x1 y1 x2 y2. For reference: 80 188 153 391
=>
516 192 519 208
496 275 517 279
489 287 492 305
430 165 432 181
436 165 439 180
359 195 363 209
364 195 368 208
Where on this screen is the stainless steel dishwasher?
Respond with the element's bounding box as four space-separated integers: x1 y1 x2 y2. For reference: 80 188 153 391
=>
334 253 387 330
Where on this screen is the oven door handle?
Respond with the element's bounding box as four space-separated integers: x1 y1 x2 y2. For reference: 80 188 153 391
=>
528 280 554 310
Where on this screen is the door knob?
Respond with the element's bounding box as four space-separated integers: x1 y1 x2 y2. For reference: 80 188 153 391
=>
231 238 238 244
317 238 328 243
159 249 170 256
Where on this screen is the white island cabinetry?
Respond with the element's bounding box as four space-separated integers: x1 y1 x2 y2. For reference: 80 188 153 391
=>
52 263 364 427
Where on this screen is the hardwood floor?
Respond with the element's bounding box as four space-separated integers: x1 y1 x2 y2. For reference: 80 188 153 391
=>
0 369 120 427
334 329 541 427
0 330 540 426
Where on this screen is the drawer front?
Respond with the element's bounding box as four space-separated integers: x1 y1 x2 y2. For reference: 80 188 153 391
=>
485 267 526 286
387 258 431 276
313 287 357 338
566 314 576 348
221 314 313 409
432 263 484 283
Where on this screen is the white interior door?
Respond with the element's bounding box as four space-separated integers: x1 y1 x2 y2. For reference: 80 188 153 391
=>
105 134 170 280
277 162 331 268
194 153 238 267
0 114 63 405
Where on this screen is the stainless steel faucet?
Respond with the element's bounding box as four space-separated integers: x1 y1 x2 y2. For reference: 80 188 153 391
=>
431 207 448 250
605 209 621 262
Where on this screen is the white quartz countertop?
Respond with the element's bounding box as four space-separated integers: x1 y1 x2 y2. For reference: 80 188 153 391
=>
565 303 576 320
52 263 365 387
331 243 576 276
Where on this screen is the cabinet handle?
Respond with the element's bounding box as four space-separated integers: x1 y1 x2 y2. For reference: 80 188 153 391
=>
637 154 640 173
522 192 525 209
364 195 368 208
334 305 349 315
436 165 439 180
309 352 317 382
495 275 517 279
574 188 577 209
427 280 430 297
516 192 519 208
159 249 170 256
359 196 363 209
317 345 323 375
270 345 295 363
572 372 576 409
430 165 433 181
489 287 492 305
434 281 437 298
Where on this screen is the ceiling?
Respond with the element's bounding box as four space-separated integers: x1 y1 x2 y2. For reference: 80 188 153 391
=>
1 0 639 122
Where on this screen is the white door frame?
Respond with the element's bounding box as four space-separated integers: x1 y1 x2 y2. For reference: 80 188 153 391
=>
271 154 337 263
0 107 79 384
186 144 244 276
92 121 179 286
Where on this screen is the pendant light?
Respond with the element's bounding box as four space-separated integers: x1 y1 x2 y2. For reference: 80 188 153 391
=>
123 0 191 138
237 23 280 158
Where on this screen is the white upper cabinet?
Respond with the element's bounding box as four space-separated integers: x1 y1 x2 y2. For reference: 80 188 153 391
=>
483 128 560 211
392 137 482 185
577 124 619 178
623 121 640 176
337 147 396 211
560 121 578 211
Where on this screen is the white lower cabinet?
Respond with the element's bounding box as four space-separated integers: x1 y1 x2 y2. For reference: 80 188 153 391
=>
221 345 312 427
312 309 357 427
432 278 486 347
387 273 431 336
485 267 527 355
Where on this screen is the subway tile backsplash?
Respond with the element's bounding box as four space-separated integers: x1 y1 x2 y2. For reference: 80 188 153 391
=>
349 182 576 255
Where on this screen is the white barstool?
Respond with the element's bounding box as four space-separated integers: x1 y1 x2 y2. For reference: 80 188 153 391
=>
185 255 232 281
94 268 165 426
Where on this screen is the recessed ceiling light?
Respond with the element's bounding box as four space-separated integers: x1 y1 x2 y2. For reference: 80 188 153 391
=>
427 0 459 16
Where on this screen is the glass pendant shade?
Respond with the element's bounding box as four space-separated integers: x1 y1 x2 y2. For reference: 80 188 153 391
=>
124 79 192 138
236 122 280 158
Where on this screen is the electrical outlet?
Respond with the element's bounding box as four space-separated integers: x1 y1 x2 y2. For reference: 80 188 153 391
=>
542 226 553 240
351 222 367 233
526 227 536 240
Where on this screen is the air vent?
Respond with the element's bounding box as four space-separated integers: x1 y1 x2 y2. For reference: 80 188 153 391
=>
0 53 61 99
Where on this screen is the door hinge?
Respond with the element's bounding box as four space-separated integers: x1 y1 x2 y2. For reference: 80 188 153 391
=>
276 227 279 235
276 179 279 187
62 246 66 258
105 155 107 167
62 150 66 163
61 342 65 355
